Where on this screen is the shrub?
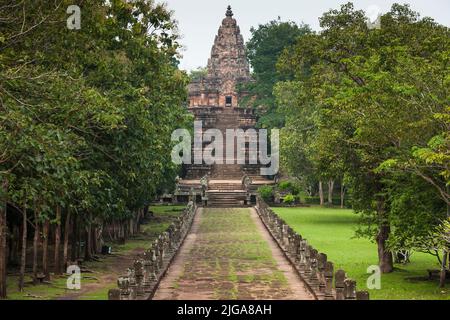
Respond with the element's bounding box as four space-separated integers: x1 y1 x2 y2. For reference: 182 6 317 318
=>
278 181 292 191
283 194 295 205
258 186 274 202
304 196 352 208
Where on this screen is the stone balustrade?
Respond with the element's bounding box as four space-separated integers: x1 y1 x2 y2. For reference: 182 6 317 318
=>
108 201 197 300
255 196 369 300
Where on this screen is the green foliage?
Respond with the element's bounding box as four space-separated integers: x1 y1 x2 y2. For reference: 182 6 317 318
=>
278 181 292 191
275 2 450 254
239 19 311 129
305 196 348 207
277 180 301 195
0 1 189 233
282 194 295 205
189 67 208 81
258 186 274 202
274 206 447 300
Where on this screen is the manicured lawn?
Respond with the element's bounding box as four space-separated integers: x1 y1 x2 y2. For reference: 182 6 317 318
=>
273 206 450 300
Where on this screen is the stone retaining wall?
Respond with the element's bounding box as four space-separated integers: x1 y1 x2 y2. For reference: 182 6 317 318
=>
255 196 369 300
108 202 197 300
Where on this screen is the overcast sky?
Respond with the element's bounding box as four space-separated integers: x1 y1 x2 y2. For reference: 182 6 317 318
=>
162 0 450 72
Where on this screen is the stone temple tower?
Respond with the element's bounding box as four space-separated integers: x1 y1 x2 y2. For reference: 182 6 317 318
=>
188 6 251 108
175 6 274 207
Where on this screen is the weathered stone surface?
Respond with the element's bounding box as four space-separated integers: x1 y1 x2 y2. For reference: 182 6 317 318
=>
255 196 369 300
177 7 275 204
189 6 251 108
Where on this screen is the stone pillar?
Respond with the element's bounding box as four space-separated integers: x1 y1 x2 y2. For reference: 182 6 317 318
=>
293 234 302 261
324 261 334 300
297 239 307 273
344 279 357 300
317 253 327 298
158 239 164 270
304 245 312 278
127 268 137 299
308 248 320 291
356 291 370 300
134 260 145 297
108 288 121 300
152 243 160 275
117 276 130 300
334 269 346 300
282 224 289 248
143 251 154 292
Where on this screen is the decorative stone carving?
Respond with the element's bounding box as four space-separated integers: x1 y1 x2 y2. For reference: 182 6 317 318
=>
108 288 121 300
188 6 251 109
334 269 347 300
255 196 368 300
344 279 357 300
324 261 334 300
356 291 370 300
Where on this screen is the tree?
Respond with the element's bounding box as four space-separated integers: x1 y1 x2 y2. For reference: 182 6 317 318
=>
240 19 311 129
276 2 449 274
0 0 189 298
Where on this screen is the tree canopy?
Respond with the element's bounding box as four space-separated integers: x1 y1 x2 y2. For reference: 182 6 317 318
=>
0 0 190 297
275 3 449 273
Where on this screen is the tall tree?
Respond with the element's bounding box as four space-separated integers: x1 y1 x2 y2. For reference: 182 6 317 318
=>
240 19 311 129
276 2 449 273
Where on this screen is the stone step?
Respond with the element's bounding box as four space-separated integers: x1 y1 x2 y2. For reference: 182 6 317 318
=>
206 189 247 207
209 184 243 191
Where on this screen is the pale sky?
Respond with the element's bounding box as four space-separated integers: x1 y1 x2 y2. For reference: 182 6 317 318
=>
162 0 450 72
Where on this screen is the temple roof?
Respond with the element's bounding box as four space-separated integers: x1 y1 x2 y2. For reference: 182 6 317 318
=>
188 6 252 107
225 5 233 17
205 6 250 81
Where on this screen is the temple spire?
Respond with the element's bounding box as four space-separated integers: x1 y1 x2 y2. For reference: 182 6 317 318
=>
226 5 233 17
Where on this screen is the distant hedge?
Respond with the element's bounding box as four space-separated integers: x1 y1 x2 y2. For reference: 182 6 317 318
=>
304 196 351 208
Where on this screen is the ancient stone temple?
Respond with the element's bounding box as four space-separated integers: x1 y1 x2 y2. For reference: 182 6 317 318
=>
175 6 275 207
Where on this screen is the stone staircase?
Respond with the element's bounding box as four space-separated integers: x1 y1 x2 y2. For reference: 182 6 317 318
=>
178 108 274 207
207 190 247 207
210 109 243 180
207 180 247 207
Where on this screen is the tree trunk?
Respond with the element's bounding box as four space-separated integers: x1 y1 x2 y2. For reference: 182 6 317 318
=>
10 225 19 265
84 227 92 260
318 181 324 206
84 213 92 261
32 209 40 284
144 205 149 219
63 209 71 270
54 206 61 275
376 198 393 273
19 202 27 291
92 227 97 255
0 179 8 299
328 179 334 205
439 251 448 288
71 213 77 261
129 218 134 237
340 183 345 209
42 219 50 280
136 209 142 234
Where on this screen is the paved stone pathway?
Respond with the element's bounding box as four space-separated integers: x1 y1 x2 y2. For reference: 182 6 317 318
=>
153 207 315 300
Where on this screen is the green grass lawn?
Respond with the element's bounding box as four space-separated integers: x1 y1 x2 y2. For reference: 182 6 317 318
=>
272 206 450 300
